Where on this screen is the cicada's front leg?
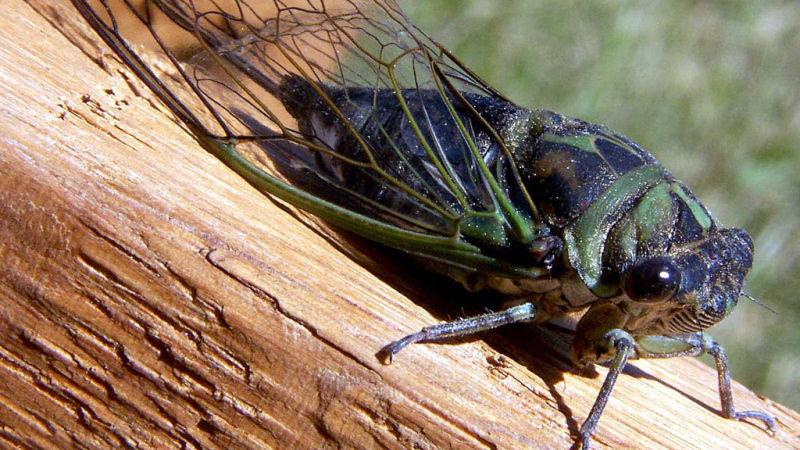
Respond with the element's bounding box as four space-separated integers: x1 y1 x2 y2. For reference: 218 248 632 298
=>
570 304 637 449
571 304 776 449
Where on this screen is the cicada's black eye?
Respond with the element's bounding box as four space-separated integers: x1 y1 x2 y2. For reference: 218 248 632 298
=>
623 256 681 303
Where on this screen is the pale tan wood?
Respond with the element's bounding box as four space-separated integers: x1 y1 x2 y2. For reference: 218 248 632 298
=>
0 1 798 449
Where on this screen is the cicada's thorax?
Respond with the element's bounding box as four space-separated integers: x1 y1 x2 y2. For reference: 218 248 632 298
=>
489 109 754 335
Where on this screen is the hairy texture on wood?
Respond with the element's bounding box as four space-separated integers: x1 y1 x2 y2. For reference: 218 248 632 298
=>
0 1 798 449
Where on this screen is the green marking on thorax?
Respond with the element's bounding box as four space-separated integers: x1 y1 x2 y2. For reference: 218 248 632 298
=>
673 184 713 232
542 133 596 153
633 182 675 245
612 215 637 265
564 164 667 296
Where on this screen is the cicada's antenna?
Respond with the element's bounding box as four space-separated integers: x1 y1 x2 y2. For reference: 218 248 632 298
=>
742 291 778 315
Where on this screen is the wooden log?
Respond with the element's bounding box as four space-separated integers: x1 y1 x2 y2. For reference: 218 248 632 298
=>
0 1 798 448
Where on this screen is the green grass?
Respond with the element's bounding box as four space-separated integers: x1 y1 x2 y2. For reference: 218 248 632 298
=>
406 0 800 410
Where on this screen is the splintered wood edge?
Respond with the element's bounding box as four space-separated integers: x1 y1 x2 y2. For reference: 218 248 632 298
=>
0 1 797 449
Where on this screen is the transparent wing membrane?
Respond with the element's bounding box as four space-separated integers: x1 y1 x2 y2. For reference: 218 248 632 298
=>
74 0 546 276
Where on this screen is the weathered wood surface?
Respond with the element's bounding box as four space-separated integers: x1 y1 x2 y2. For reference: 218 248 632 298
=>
0 1 798 448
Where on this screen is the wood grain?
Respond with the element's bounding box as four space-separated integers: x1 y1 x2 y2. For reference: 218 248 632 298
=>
0 1 798 448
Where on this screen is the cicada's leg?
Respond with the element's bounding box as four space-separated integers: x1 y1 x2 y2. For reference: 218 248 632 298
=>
635 333 777 432
576 329 636 450
378 302 536 364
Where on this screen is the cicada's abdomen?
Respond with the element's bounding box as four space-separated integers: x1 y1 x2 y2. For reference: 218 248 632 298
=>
278 76 543 251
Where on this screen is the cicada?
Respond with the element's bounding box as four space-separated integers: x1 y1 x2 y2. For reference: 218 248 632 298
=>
73 0 776 447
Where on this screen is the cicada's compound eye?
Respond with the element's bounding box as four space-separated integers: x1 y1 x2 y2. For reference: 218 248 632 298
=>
623 256 681 303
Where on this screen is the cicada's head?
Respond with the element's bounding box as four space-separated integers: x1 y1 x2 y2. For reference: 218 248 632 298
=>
621 227 753 334
562 168 755 336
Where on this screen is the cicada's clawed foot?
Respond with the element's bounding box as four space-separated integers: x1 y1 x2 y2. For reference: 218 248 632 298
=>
377 334 420 365
705 338 779 436
731 410 777 435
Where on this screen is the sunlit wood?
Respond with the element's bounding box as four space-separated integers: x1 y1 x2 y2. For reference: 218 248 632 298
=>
0 1 797 448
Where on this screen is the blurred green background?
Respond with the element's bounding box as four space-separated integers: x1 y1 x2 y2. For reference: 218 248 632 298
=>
406 1 800 410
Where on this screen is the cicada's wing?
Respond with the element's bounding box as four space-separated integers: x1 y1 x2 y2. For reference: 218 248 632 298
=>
73 0 546 278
